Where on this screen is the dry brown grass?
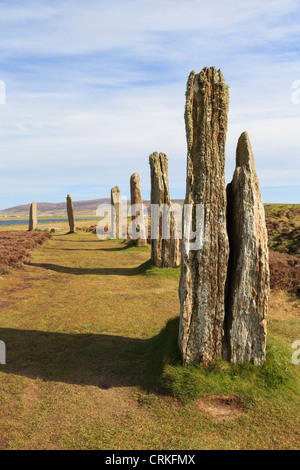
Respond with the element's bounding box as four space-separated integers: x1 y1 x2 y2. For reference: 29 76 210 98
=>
269 249 300 295
265 204 300 255
0 231 51 274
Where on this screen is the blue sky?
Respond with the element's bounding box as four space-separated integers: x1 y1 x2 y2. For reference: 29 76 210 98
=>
0 0 299 209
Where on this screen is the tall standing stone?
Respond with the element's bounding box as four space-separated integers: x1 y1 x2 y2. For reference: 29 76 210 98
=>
224 132 270 365
149 152 179 268
179 67 229 365
130 173 147 246
28 202 37 231
66 194 75 233
111 186 122 239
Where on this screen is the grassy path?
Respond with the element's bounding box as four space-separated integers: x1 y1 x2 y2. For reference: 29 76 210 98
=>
0 231 299 449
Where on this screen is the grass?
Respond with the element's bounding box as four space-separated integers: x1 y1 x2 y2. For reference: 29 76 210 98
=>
0 229 299 449
264 204 300 255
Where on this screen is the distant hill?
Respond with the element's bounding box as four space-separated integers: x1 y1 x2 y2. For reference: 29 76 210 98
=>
0 198 185 217
0 198 114 217
0 199 112 216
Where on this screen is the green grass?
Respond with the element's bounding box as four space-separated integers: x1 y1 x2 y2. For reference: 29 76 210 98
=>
264 204 299 217
0 230 299 450
141 261 181 279
162 329 296 402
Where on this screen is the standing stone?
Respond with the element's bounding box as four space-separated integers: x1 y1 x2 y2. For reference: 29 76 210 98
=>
224 132 270 365
66 194 75 233
179 67 229 365
28 202 37 231
149 152 179 268
111 186 122 239
130 173 147 246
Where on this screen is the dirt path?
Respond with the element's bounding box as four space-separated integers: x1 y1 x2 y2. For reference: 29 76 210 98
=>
0 232 184 449
0 231 299 450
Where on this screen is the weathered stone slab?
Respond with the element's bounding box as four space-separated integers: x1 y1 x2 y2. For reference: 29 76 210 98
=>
224 132 270 365
149 152 179 267
66 194 75 233
179 67 229 365
28 202 37 231
130 173 147 246
111 186 122 239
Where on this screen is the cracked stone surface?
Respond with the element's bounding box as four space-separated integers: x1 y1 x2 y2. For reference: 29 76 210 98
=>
224 131 270 365
149 151 179 268
179 67 229 365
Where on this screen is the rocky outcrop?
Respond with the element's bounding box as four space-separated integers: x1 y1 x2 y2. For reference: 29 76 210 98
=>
179 67 230 365
66 195 75 233
130 173 147 246
224 132 270 365
111 186 122 239
28 202 37 231
149 152 179 267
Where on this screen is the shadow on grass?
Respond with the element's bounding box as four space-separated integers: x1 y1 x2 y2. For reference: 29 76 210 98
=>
0 318 180 394
54 242 150 253
0 321 294 402
53 238 150 251
50 248 109 252
53 238 103 243
26 260 153 277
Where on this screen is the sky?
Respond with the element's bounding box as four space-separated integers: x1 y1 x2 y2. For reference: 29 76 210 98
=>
0 0 299 210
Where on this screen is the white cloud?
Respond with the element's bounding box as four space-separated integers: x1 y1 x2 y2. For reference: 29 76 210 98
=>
0 0 299 208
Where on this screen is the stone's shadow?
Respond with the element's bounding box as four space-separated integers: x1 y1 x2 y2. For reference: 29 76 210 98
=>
53 239 105 243
0 318 180 393
99 241 150 252
51 248 109 252
57 244 149 253
53 241 150 253
99 246 135 252
26 260 153 277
